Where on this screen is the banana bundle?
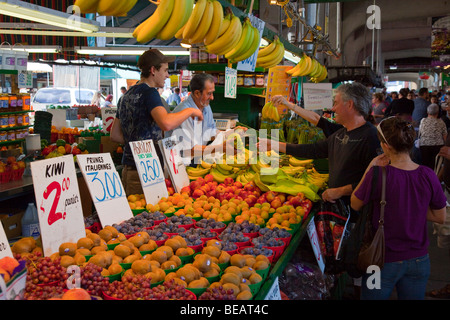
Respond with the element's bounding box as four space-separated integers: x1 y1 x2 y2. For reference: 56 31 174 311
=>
203 11 242 56
74 0 137 16
286 54 328 83
224 18 261 63
185 160 212 180
256 36 285 69
260 101 286 142
261 101 280 122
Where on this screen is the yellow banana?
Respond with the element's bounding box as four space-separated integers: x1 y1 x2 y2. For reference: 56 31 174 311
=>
256 38 283 67
225 18 253 60
210 168 228 183
215 164 232 175
97 0 133 16
230 25 260 63
182 0 207 40
135 0 175 43
312 66 328 83
203 0 224 45
286 62 302 75
239 173 249 184
217 163 234 172
200 160 213 169
189 0 214 44
175 24 186 39
300 55 315 76
309 59 321 78
158 0 194 40
116 0 138 16
74 0 100 13
253 173 270 192
217 13 231 37
205 14 242 55
289 157 314 167
257 38 278 58
292 55 309 77
186 166 210 177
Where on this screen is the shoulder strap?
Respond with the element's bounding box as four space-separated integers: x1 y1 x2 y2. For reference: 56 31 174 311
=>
379 166 387 225
370 165 379 197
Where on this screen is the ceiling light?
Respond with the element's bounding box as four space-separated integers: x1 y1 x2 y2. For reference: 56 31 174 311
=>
12 45 61 53
0 0 99 33
75 46 190 56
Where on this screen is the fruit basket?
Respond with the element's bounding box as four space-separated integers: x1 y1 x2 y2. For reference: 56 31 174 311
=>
186 286 208 297
105 271 122 283
238 246 274 264
255 264 271 280
0 168 12 183
132 209 146 216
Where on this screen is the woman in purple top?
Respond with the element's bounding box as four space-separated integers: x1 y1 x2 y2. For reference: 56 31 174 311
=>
351 116 446 300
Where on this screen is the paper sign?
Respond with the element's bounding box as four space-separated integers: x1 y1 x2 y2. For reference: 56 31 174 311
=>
0 226 13 259
101 107 117 133
306 217 325 273
264 276 282 300
224 67 237 99
158 136 190 194
18 71 33 88
302 83 333 110
30 155 86 257
237 14 265 72
265 66 293 115
130 139 168 205
76 153 133 227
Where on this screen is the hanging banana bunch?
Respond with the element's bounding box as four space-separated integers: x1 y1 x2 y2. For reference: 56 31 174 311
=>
256 36 285 69
74 0 137 16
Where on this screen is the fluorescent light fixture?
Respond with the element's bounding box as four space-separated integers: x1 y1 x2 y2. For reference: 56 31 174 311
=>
284 50 301 64
0 0 99 33
12 45 61 53
75 46 190 56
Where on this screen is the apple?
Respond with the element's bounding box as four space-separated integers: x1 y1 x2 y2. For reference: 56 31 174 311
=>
257 195 267 204
192 189 205 198
204 174 214 183
165 178 172 188
190 180 201 191
180 186 191 195
288 195 303 208
225 193 234 200
239 190 249 199
245 195 257 207
167 187 175 195
223 177 234 186
243 182 255 192
265 191 278 202
197 177 205 186
277 193 286 203
233 181 243 189
270 197 282 209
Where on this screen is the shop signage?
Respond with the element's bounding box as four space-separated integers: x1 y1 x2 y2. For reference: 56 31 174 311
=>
30 155 85 257
302 83 333 110
18 71 33 88
224 67 237 99
158 136 190 194
76 153 132 227
306 217 325 273
0 226 13 259
237 14 265 72
263 276 281 300
130 139 168 205
101 107 117 133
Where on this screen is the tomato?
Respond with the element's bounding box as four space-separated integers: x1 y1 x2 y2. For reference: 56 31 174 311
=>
65 144 72 154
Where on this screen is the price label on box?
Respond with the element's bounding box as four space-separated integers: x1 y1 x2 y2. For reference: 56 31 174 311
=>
264 276 281 300
30 155 86 257
306 217 325 273
224 67 237 99
76 153 132 227
130 139 168 205
101 107 117 133
0 226 13 259
158 136 190 194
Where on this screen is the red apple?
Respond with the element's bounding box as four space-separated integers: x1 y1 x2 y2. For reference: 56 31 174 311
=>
265 191 278 202
289 196 303 208
225 193 234 200
165 178 172 188
189 180 201 191
277 193 286 203
167 187 175 195
216 185 226 194
243 182 255 192
245 195 257 207
233 181 243 189
197 177 205 186
257 195 267 204
224 177 234 186
204 174 214 183
208 190 217 198
192 189 205 198
180 186 191 195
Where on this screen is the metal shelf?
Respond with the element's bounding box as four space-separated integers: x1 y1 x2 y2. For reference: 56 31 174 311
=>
0 125 32 132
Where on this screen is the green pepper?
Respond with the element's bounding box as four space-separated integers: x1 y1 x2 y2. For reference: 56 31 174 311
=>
41 139 48 147
56 139 66 147
77 143 87 152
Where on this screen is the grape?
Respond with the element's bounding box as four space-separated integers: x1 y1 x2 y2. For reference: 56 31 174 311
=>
79 263 110 296
198 285 236 300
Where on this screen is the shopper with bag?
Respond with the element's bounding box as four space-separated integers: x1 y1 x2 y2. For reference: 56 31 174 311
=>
351 116 446 300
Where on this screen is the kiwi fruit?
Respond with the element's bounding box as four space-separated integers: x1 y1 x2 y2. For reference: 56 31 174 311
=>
236 290 252 300
73 253 86 265
224 266 243 280
117 233 127 242
111 255 123 264
205 239 222 249
151 250 168 264
108 263 123 275
193 254 212 273
104 225 119 238
175 247 189 257
76 237 94 250
176 265 198 284
203 268 219 278
60 255 76 268
156 246 174 258
107 238 121 245
173 277 188 287
240 266 255 278
221 272 241 286
255 254 270 264
76 248 91 256
139 243 155 252
172 235 187 248
59 242 77 257
169 255 182 267
245 257 256 268
114 244 132 258
154 268 166 282
230 254 246 267
202 245 221 258
222 283 240 296
123 269 135 278
188 278 209 288
123 255 140 264
129 235 146 248
218 251 231 264
239 283 251 292
98 229 113 242
253 260 269 270
165 238 182 252
86 233 101 246
131 259 153 275
120 240 135 250
249 273 262 284
161 260 177 270
136 231 150 243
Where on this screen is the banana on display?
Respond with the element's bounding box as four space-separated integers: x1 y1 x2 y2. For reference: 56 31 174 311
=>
203 0 224 45
205 13 242 56
75 0 137 16
182 0 208 40
157 0 194 40
256 36 285 69
288 54 328 82
189 0 214 44
225 18 261 63
186 165 211 177
288 156 314 167
133 0 176 43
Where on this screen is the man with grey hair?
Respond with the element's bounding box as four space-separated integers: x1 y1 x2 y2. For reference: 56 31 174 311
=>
418 103 447 169
259 82 380 203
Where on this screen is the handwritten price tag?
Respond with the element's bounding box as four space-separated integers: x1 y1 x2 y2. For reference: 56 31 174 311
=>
306 217 325 273
224 67 237 99
0 226 13 259
237 14 265 72
158 136 190 194
130 139 168 205
302 83 333 110
101 107 117 133
30 155 86 257
76 153 133 227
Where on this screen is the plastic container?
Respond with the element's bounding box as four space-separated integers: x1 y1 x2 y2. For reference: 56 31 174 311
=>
236 74 244 86
255 73 265 87
16 94 23 111
244 74 255 87
22 95 31 110
0 115 8 128
0 131 7 142
0 94 9 111
199 48 208 63
8 115 16 127
15 114 23 127
22 203 40 239
9 95 17 112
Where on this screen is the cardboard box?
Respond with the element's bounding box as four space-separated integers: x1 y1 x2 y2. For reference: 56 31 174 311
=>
1 211 24 239
100 135 120 154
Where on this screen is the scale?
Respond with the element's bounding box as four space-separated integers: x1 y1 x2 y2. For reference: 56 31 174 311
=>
213 113 238 131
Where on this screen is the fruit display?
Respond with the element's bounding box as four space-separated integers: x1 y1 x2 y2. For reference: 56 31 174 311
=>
40 138 88 160
286 53 328 83
0 156 26 183
74 0 137 16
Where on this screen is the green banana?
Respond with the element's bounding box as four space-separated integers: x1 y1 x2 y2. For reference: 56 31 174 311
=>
253 173 270 192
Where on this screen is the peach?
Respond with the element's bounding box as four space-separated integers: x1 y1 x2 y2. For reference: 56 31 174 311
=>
0 257 19 275
62 288 91 300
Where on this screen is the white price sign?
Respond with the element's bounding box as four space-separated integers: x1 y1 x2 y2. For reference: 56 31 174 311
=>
302 83 333 110
101 107 117 133
264 276 282 300
130 139 168 205
237 14 265 72
30 155 86 257
0 226 13 259
76 153 132 227
158 136 190 194
224 67 237 99
306 217 325 273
